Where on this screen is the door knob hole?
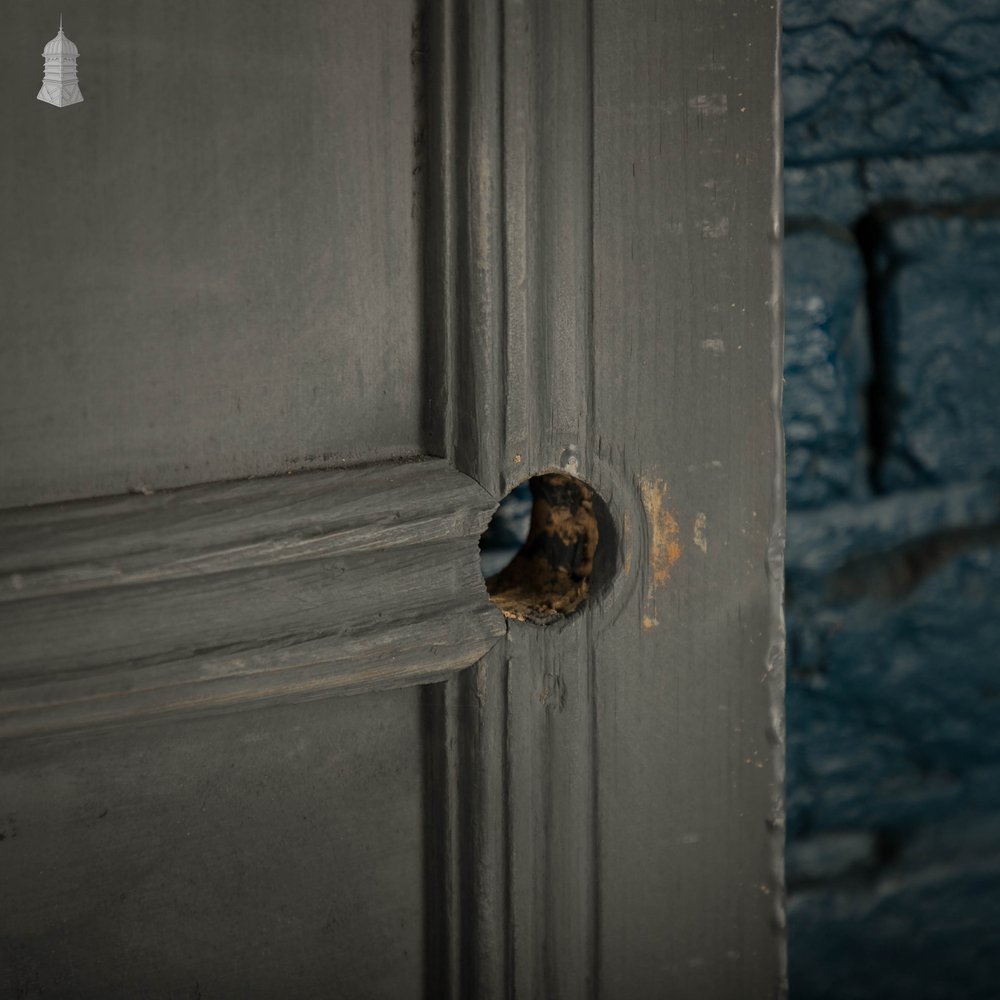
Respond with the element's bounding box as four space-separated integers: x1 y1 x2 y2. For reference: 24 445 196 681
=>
479 473 615 624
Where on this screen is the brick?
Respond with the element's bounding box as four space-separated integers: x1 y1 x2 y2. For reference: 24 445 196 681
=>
785 680 965 835
785 480 1000 580
788 814 1000 999
862 151 1000 209
785 830 876 886
784 0 1000 163
877 213 1000 489
787 544 1000 837
784 228 869 508
785 161 867 228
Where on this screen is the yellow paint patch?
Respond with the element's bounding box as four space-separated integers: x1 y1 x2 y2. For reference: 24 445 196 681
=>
639 477 683 629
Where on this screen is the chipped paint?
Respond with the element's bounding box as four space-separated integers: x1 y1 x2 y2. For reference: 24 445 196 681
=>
538 672 566 712
694 512 708 553
639 477 683 629
687 93 728 116
700 217 730 239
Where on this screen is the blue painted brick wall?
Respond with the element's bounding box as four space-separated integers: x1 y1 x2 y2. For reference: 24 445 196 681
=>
783 1 1000 996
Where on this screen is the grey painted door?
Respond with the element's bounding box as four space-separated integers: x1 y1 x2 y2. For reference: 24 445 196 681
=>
0 3 784 998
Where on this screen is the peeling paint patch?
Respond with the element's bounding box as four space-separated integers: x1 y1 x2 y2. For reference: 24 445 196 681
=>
701 338 726 354
688 93 728 116
700 217 730 239
538 672 566 712
694 512 708 553
639 477 683 628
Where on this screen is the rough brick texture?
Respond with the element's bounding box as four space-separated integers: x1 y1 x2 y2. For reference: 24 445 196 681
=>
783 228 869 508
785 0 1000 163
876 214 1000 490
788 815 1000 1000
783 0 1000 996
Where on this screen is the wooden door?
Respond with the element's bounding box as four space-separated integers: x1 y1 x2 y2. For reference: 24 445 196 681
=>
0 2 784 998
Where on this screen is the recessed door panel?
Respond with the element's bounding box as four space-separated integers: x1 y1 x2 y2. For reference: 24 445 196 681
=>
0 1 422 507
0 689 425 999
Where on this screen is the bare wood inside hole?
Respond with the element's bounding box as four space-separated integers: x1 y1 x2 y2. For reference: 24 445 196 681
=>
485 473 599 624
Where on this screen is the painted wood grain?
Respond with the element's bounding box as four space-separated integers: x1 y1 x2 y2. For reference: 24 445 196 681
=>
0 458 504 739
0 688 427 999
426 0 786 996
0 0 423 508
591 1 785 993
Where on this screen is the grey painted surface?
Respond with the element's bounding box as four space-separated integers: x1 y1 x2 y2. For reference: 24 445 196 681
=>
424 0 785 995
0 689 426 999
590 4 784 993
0 1 783 997
0 458 502 739
0 1 422 508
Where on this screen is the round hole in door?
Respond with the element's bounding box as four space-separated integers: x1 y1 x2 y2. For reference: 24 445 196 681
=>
479 473 616 624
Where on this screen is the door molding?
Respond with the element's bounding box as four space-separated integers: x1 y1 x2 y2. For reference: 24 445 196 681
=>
0 458 504 739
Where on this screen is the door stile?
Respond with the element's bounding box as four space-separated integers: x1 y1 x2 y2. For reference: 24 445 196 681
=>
424 0 608 996
424 643 512 1000
587 1 786 995
424 0 786 997
499 5 605 995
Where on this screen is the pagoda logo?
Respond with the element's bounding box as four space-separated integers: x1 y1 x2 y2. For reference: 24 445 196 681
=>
38 16 83 108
